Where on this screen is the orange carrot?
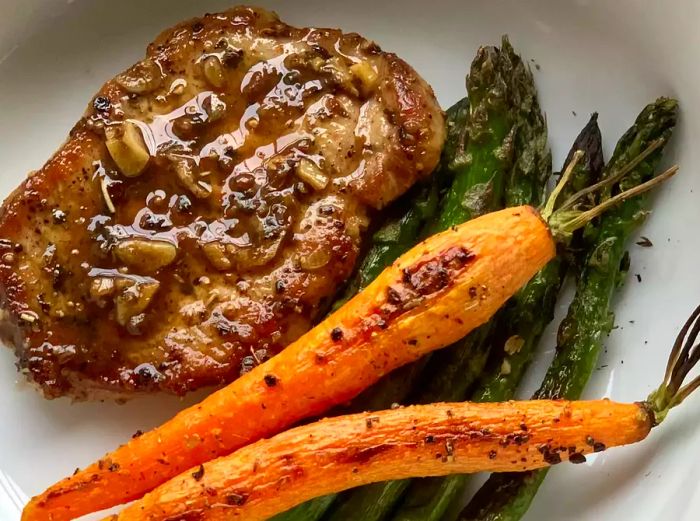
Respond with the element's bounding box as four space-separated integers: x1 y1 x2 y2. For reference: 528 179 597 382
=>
108 399 653 521
108 300 700 521
23 206 555 521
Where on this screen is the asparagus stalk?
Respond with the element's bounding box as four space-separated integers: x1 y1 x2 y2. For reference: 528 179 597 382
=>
323 37 540 521
457 97 678 521
389 114 603 521
413 40 553 407
475 114 604 399
432 44 518 231
269 99 470 521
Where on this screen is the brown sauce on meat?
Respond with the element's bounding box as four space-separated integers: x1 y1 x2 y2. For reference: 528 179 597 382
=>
0 7 444 397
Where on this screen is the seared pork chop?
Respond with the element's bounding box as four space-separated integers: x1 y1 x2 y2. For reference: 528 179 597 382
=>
0 6 444 399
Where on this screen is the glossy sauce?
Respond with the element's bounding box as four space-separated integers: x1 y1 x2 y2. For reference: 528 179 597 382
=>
0 6 444 397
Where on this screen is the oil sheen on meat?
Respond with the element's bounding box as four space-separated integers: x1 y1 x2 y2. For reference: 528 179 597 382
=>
0 6 444 399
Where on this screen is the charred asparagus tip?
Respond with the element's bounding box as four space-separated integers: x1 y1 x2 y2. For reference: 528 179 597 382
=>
548 164 678 242
648 302 700 425
540 150 584 220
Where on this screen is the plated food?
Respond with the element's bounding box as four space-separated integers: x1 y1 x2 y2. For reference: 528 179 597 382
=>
1 4 695 521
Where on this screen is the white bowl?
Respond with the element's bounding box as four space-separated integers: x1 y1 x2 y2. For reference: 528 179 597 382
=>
1 1 698 519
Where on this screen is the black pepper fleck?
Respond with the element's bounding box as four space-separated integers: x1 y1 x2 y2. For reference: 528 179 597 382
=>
93 96 111 112
330 327 344 341
538 445 562 465
192 465 205 481
636 236 653 248
569 453 587 464
225 492 248 506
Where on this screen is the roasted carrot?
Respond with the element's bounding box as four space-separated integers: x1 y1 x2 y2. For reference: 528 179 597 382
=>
23 206 554 521
107 399 652 521
108 301 700 521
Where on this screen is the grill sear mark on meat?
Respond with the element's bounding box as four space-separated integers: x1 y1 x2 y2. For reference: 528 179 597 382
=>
0 6 444 399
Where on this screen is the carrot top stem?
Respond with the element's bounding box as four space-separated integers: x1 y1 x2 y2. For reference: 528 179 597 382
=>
649 303 700 425
558 137 665 212
539 150 584 221
554 164 678 236
546 163 678 243
542 132 677 244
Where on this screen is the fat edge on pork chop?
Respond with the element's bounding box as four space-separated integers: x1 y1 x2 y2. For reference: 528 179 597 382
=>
0 6 444 399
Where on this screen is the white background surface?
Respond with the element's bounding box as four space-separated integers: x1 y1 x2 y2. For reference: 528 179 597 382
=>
0 1 699 519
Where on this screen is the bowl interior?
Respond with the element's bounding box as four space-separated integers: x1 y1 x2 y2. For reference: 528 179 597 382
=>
0 1 698 519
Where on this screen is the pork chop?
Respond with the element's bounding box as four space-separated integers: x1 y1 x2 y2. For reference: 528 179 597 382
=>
0 6 444 399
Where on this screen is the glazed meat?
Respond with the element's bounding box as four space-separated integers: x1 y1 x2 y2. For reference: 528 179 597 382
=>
0 6 444 399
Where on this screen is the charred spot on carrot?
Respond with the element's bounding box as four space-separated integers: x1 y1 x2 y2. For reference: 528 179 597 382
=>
45 473 101 500
401 246 475 296
343 444 393 464
387 286 404 305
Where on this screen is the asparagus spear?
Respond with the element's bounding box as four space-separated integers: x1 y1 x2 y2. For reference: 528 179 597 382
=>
476 115 605 398
457 97 678 521
323 37 539 521
389 114 603 521
269 99 470 521
413 41 553 407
